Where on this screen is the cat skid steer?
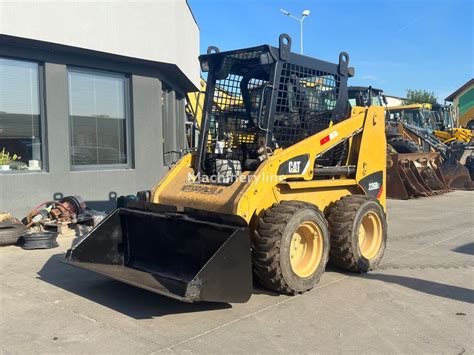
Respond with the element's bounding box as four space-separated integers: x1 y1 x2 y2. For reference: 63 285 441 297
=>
66 35 387 303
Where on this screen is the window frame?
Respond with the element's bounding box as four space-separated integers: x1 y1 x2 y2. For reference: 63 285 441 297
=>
66 67 132 171
162 82 188 166
0 56 47 174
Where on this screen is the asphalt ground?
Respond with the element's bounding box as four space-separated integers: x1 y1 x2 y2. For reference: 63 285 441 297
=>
1 191 473 354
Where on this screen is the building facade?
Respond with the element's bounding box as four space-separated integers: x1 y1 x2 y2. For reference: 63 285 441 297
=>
0 0 199 217
445 79 474 128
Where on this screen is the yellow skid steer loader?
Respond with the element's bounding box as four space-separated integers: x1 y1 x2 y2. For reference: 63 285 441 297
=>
66 35 387 303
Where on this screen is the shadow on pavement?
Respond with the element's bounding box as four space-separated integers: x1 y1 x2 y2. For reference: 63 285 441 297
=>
363 273 474 304
37 254 232 319
452 242 474 256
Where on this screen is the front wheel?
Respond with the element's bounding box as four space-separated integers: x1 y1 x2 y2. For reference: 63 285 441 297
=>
252 201 330 295
327 195 387 272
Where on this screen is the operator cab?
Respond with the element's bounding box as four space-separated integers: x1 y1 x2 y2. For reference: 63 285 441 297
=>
348 86 385 107
388 105 436 132
196 35 353 184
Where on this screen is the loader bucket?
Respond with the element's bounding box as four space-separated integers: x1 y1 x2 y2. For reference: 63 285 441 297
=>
440 145 474 190
65 206 253 303
387 152 451 199
441 156 474 190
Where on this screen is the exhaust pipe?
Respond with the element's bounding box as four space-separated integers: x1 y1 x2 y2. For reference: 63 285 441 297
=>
65 206 252 303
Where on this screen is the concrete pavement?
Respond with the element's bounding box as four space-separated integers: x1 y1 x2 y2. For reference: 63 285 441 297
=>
1 191 473 353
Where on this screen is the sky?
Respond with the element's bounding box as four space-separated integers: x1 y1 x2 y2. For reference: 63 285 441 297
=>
188 0 473 102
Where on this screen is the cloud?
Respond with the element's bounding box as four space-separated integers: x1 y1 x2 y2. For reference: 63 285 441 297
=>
361 75 378 81
356 60 406 68
396 14 426 33
360 75 388 84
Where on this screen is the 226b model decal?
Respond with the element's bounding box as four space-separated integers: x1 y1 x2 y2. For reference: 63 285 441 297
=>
359 171 384 199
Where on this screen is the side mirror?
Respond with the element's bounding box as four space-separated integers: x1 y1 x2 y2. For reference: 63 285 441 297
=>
382 95 388 106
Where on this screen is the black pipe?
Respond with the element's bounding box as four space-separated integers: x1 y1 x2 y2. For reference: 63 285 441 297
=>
314 166 356 176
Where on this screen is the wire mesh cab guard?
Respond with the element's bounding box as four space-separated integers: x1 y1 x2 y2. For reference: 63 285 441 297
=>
195 34 354 183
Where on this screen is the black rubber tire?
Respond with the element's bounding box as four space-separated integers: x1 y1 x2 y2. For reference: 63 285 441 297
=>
252 201 330 295
446 141 471 162
0 223 27 246
388 137 422 153
21 232 59 250
327 195 387 272
446 141 468 149
466 156 474 180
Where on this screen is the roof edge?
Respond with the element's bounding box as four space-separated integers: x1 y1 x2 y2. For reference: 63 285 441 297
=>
0 34 198 93
185 0 200 31
445 78 474 102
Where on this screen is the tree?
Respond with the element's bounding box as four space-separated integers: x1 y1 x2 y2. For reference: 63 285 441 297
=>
403 89 438 105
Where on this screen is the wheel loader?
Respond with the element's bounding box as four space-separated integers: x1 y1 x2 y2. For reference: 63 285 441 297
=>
348 86 385 107
430 104 473 145
347 87 454 198
65 34 387 303
386 104 473 191
388 103 473 145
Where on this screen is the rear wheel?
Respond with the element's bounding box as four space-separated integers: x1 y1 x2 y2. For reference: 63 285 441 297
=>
252 201 329 295
388 137 422 153
327 195 387 272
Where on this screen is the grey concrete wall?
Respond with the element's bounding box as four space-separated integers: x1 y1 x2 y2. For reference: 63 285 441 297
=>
0 64 168 218
0 0 200 87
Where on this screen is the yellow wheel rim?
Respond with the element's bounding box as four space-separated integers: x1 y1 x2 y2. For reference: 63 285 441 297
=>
358 211 383 259
289 221 323 278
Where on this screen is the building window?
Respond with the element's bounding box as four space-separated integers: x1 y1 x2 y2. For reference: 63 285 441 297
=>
68 68 130 169
161 84 187 166
0 57 43 172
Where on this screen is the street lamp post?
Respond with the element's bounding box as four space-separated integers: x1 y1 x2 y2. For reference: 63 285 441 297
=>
280 9 311 54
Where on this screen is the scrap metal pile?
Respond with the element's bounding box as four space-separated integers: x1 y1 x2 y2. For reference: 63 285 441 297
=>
0 195 105 249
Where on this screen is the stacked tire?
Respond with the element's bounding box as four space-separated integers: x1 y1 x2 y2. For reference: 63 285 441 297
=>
0 221 27 246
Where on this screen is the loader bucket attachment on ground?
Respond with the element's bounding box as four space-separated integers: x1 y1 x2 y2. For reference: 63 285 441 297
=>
387 152 451 199
441 156 474 190
65 206 252 303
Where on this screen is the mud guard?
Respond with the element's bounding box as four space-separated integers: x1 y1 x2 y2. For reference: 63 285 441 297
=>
65 205 252 303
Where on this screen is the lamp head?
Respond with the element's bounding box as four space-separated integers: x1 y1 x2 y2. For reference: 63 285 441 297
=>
302 9 311 17
280 9 291 16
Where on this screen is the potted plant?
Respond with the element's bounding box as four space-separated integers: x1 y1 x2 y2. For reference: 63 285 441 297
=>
0 148 20 171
